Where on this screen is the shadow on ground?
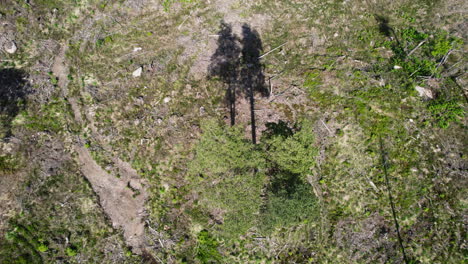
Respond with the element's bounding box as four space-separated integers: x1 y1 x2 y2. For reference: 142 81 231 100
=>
0 68 28 138
208 21 269 144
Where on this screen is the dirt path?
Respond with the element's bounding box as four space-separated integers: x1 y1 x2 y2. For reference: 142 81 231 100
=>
52 44 149 254
74 145 147 253
51 45 71 97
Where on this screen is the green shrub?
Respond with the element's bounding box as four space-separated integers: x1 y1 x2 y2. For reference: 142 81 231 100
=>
1 223 43 263
195 230 222 263
260 179 317 233
395 57 437 77
190 119 264 176
36 243 48 253
400 27 428 46
428 99 464 128
189 120 265 238
48 72 58 86
189 119 318 240
23 97 71 133
304 71 322 93
260 120 319 233
429 32 463 58
0 154 21 173
65 246 77 257
263 120 317 178
386 27 462 81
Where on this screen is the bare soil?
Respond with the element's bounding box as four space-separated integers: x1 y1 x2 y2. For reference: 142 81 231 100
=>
52 44 149 254
74 145 147 253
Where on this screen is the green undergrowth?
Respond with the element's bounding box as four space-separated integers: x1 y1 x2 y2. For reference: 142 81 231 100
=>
0 0 105 44
1 0 466 263
174 119 320 262
302 18 466 263
428 98 465 128
20 97 76 134
188 120 266 239
0 153 23 174
0 161 140 263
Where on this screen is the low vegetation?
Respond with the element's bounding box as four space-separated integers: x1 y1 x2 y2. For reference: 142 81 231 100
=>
0 0 465 263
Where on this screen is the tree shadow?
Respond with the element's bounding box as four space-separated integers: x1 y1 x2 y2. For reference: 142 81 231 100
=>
262 120 294 140
240 24 268 144
375 15 401 50
375 15 392 38
208 21 241 126
261 120 301 196
0 68 28 138
208 22 268 144
268 168 303 197
259 120 318 233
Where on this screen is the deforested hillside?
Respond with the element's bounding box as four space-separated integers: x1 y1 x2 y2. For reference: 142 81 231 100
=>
0 0 466 263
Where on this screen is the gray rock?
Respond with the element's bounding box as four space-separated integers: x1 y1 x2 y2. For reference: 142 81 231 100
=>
415 86 433 99
4 41 17 54
132 67 142 77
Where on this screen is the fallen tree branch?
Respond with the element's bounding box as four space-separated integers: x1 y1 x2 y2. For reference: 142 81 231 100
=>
259 42 287 59
436 49 453 70
407 40 426 57
320 119 333 135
